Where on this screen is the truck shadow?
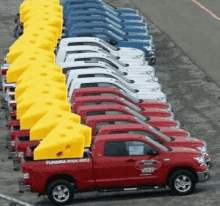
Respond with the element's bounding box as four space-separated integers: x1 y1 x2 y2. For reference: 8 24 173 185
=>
35 188 205 206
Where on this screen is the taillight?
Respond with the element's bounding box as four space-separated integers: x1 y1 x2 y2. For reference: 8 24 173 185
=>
2 69 7 75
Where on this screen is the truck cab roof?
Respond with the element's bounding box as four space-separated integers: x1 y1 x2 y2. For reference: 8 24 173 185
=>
72 95 142 113
77 104 147 121
71 87 170 109
98 124 190 138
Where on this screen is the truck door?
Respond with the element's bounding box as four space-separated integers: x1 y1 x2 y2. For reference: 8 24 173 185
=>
93 140 134 188
122 140 165 186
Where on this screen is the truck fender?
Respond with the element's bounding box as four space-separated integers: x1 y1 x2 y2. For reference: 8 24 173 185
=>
166 166 198 184
45 174 77 193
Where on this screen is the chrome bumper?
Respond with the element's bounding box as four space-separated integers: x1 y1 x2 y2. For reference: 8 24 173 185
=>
8 150 15 159
18 178 31 193
13 157 21 171
197 169 209 182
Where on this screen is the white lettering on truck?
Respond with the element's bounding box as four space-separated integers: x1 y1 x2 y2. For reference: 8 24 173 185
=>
45 159 90 165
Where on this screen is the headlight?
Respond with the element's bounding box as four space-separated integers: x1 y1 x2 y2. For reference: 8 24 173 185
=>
22 173 30 179
143 46 151 51
194 156 205 165
157 97 166 102
134 54 143 58
146 71 154 76
176 121 180 129
151 87 160 92
197 146 207 155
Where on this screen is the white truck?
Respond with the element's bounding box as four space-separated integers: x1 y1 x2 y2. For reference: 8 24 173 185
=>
57 52 155 77
56 45 147 65
56 37 146 60
67 77 167 102
66 69 161 93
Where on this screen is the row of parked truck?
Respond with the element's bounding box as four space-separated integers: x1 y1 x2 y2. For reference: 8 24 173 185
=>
2 0 210 205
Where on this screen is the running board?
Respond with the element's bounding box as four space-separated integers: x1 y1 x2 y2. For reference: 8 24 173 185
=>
98 185 165 193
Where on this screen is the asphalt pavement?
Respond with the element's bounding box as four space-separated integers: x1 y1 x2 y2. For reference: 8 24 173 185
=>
0 0 220 205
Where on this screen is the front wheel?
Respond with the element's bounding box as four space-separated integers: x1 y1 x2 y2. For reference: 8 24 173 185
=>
47 179 74 205
168 170 196 195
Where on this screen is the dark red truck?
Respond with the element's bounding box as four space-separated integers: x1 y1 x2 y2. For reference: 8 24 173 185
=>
78 105 179 128
97 124 211 167
11 112 178 170
19 134 209 205
85 114 180 136
70 87 172 111
98 123 190 137
72 95 173 118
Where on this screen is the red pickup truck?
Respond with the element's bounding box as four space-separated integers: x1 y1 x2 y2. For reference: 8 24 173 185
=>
72 95 173 118
98 123 190 137
78 105 179 128
19 134 209 205
70 87 171 110
97 124 210 167
85 114 179 136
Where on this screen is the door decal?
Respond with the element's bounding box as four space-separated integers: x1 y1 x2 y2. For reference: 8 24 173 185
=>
135 160 161 175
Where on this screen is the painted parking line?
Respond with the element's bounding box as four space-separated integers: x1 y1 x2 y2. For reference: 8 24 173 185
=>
192 0 220 21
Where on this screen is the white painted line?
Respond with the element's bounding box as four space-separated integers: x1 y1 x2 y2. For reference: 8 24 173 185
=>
192 0 220 21
0 193 34 206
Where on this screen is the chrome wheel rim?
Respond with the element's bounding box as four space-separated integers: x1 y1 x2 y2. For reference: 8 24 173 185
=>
52 185 70 203
174 175 192 193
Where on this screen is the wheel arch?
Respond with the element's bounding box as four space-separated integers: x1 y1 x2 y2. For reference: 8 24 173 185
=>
166 166 198 184
45 174 77 193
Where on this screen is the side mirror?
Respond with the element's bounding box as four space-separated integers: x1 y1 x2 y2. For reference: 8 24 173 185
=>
148 149 159 155
108 39 118 46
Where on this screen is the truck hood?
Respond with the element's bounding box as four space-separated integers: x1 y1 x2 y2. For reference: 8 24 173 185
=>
169 147 202 156
171 137 204 147
132 92 167 102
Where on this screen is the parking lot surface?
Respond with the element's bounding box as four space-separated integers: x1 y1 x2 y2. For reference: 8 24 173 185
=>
0 0 220 205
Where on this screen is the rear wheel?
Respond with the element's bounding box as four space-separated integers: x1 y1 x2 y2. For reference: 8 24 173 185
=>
168 170 196 195
47 179 74 205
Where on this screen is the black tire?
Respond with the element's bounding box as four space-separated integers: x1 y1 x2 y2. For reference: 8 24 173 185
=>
168 170 196 195
47 179 74 205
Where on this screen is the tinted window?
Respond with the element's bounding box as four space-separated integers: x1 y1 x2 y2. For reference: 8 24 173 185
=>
104 141 128 157
67 42 110 52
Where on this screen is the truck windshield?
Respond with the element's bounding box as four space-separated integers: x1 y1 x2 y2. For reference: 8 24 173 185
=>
145 136 169 152
106 55 127 67
103 11 121 22
147 125 171 141
115 80 136 93
107 30 124 41
124 107 147 121
108 24 126 35
119 89 140 104
99 39 118 51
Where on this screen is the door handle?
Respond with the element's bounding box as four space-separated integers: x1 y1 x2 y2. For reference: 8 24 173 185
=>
126 159 135 163
140 160 156 165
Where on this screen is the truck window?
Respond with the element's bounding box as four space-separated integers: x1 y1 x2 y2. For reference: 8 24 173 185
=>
68 79 73 94
67 42 110 53
80 83 99 88
87 111 106 116
128 131 159 142
125 141 156 156
96 120 129 128
104 141 128 157
84 101 117 106
12 125 20 131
